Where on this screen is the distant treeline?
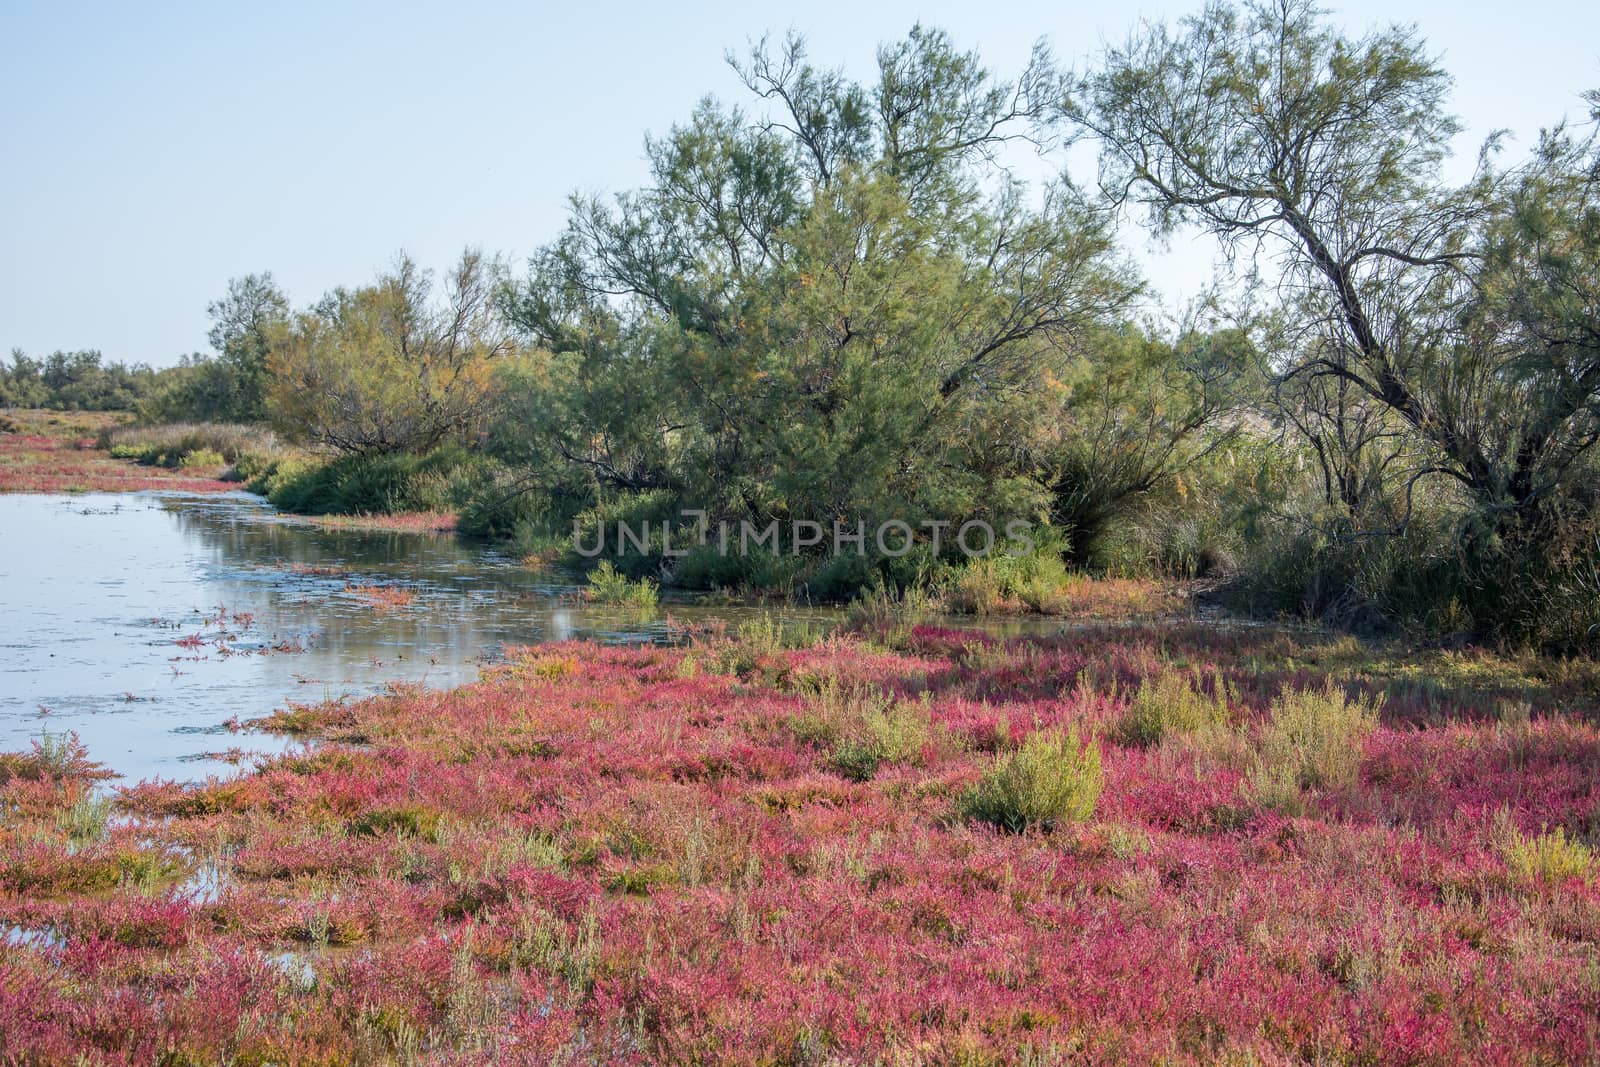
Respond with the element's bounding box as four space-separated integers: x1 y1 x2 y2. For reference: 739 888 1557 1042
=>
3 272 282 420
1 349 162 412
0 348 262 420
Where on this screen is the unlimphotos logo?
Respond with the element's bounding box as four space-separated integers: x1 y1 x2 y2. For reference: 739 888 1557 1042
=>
574 510 1036 559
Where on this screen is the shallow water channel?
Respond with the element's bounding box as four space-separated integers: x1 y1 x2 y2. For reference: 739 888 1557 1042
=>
0 491 1065 784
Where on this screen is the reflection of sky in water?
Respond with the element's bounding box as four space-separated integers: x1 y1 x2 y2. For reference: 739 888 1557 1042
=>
0 492 1077 784
0 492 785 782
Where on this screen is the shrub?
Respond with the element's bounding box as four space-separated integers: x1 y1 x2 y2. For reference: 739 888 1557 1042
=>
267 250 506 456
803 552 875 601
247 453 316 497
351 805 442 841
1225 516 1475 638
1248 681 1379 813
670 545 809 595
563 491 682 578
583 560 659 607
1014 558 1075 613
793 678 931 781
876 544 946 594
943 545 1080 616
100 422 283 465
1503 824 1595 885
684 614 813 679
227 447 287 485
829 701 930 781
670 545 754 591
1116 669 1232 747
841 582 940 645
265 446 484 515
1495 526 1600 654
456 474 571 541
960 727 1103 832
946 558 1012 614
178 448 225 469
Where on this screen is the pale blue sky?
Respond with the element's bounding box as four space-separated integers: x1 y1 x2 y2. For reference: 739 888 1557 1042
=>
2 0 1596 366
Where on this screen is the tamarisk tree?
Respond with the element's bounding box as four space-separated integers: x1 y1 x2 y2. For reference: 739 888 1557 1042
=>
269 250 512 455
503 27 1150 535
1070 0 1600 556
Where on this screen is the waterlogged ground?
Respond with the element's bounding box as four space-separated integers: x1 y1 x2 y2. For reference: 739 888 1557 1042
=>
0 422 236 495
0 492 858 781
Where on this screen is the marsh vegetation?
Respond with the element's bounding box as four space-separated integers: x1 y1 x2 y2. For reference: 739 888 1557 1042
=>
4 2 1600 1060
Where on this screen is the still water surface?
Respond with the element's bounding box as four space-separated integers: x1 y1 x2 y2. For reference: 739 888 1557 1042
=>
0 492 859 782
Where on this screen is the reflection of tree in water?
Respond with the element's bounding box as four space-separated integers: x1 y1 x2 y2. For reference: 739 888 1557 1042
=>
154 496 679 660
159 496 1060 657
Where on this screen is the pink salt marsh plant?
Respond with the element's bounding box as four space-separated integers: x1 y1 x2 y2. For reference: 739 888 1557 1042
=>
2 623 1600 1063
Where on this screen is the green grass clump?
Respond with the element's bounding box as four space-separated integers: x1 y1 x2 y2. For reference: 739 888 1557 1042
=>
351 805 443 841
841 583 943 648
55 791 112 845
177 447 225 468
669 545 811 596
583 560 660 607
830 700 931 781
1503 825 1595 885
101 422 282 465
1116 669 1233 746
1248 681 1380 813
943 546 1075 615
960 726 1103 832
793 678 932 781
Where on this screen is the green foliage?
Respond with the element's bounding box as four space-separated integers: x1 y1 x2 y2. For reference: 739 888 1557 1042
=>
136 276 289 424
802 552 876 601
177 448 224 469
350 805 443 842
55 791 111 846
265 446 484 515
1076 0 1600 648
1502 824 1595 885
1 349 163 411
583 561 660 607
31 730 87 779
500 27 1142 554
938 534 1109 615
960 727 1103 832
1248 682 1380 813
668 545 760 592
269 251 510 455
794 678 932 782
101 276 291 424
1510 528 1600 653
669 546 809 595
19 16 1594 653
136 355 252 425
564 491 683 577
1045 326 1250 564
204 273 289 423
1116 670 1233 747
101 422 283 468
944 550 1074 615
456 474 566 543
1228 516 1461 634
